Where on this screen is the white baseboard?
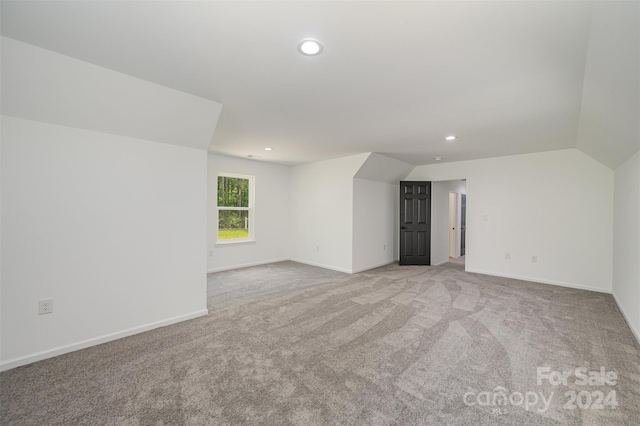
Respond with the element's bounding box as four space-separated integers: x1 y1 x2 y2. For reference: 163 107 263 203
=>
208 257 399 275
0 309 209 372
465 268 611 294
432 259 449 266
208 257 358 275
611 292 640 346
288 258 352 274
352 259 398 274
207 258 289 273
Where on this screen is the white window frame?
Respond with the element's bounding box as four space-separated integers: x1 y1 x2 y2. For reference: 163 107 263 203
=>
216 173 255 245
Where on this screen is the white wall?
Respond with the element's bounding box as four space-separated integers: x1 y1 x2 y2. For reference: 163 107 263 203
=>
430 180 466 266
351 154 414 273
1 117 208 369
208 154 290 272
290 154 368 273
407 149 613 292
0 36 218 370
612 152 640 342
575 1 640 340
0 107 3 365
352 179 397 273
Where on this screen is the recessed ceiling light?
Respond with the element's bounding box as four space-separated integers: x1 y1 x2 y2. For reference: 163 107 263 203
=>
434 157 444 161
297 39 324 56
445 136 457 141
264 147 273 151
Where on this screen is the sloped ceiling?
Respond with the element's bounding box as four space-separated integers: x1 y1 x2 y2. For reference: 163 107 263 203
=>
1 1 637 168
576 1 640 170
354 153 414 184
1 37 222 150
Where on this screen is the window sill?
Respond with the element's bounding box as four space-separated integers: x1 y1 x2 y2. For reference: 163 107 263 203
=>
215 239 256 247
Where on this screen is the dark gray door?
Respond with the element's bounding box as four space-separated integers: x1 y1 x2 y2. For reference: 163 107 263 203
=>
399 181 431 265
461 194 466 256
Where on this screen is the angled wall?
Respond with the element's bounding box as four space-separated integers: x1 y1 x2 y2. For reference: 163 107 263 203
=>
352 179 398 273
290 154 369 273
576 1 639 169
1 37 222 150
575 1 640 341
352 153 414 273
1 39 221 370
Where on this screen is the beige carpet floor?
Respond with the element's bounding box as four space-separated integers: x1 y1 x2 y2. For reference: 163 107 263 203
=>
1 261 639 425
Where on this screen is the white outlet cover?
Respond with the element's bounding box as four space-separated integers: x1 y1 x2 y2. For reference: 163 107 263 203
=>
38 298 53 315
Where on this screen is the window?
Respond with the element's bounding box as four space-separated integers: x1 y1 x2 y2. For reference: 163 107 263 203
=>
217 173 254 242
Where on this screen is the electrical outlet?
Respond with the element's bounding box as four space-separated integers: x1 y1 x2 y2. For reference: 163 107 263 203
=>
316 245 320 251
531 255 538 263
482 214 489 222
208 250 213 257
505 252 511 260
38 298 53 315
383 244 386 251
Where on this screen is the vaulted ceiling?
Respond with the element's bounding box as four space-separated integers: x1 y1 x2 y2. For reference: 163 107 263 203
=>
1 1 638 168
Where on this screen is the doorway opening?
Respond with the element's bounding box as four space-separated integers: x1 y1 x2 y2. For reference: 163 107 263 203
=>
429 179 466 268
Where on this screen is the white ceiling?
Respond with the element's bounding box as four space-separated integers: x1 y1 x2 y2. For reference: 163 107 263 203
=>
1 1 636 167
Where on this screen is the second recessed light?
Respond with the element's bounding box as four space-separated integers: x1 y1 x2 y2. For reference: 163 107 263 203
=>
264 147 273 151
445 136 457 141
297 39 324 56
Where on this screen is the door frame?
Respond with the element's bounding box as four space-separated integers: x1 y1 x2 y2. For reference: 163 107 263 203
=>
448 192 458 258
460 193 466 257
423 177 469 270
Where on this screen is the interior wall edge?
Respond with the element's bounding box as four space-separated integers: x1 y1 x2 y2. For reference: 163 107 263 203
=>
612 292 640 346
0 309 209 372
288 258 353 275
351 259 398 274
207 258 290 274
465 268 612 295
